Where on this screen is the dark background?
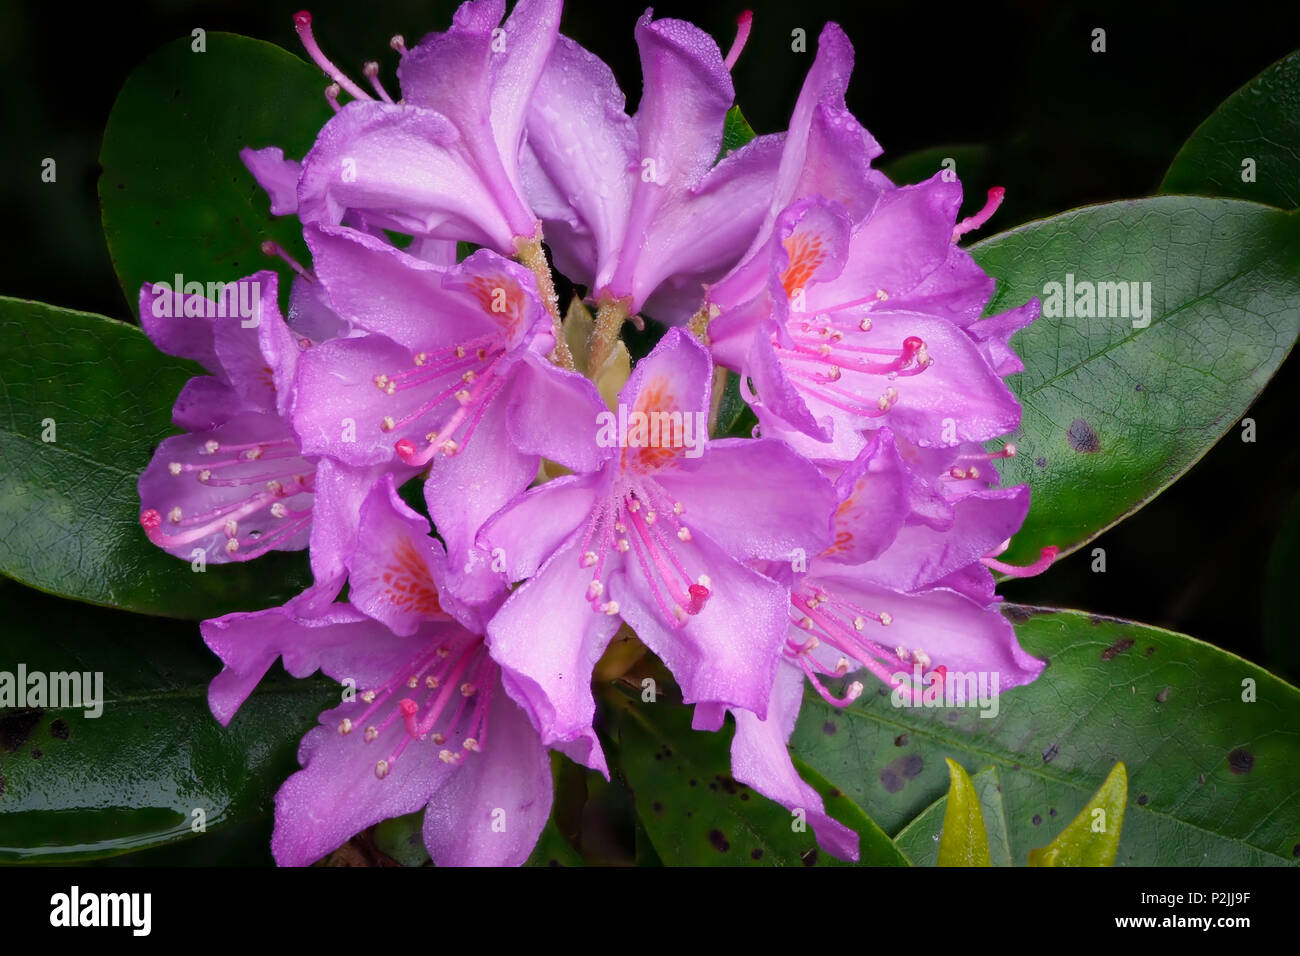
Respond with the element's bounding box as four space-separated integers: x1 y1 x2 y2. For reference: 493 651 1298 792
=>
1 0 1298 678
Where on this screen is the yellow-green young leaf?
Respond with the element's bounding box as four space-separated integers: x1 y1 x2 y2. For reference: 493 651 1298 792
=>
1029 762 1128 867
937 758 992 867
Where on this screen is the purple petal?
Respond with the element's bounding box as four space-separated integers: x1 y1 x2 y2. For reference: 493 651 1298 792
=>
240 146 301 216
731 664 859 860
423 387 536 606
654 436 836 561
610 529 787 720
422 675 553 866
297 100 518 251
487 537 622 770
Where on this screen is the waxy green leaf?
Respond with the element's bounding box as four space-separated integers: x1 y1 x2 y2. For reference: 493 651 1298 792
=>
971 198 1300 566
100 33 332 313
1161 50 1300 210
0 578 336 862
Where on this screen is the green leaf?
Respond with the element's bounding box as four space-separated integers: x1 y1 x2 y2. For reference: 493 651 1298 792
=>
99 32 332 312
0 578 336 862
711 370 758 439
895 766 1012 866
937 757 991 866
1160 50 1300 211
524 820 585 867
1028 761 1127 866
970 198 1300 566
605 687 907 866
718 105 758 160
791 606 1300 866
371 811 430 867
0 297 312 617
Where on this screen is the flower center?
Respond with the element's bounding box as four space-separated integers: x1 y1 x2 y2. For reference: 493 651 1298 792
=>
140 436 315 559
380 337 507 466
785 583 927 708
577 481 711 625
338 637 493 779
770 305 932 418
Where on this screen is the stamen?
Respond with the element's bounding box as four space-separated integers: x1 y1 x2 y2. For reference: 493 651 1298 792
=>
293 11 373 103
362 61 394 103
261 240 315 281
980 545 1059 578
952 187 1006 242
723 10 753 71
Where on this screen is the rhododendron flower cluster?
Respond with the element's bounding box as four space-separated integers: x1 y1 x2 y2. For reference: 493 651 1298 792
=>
138 0 1052 866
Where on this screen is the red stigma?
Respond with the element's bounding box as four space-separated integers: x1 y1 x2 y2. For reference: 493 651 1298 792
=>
140 509 161 530
395 438 418 462
293 10 312 29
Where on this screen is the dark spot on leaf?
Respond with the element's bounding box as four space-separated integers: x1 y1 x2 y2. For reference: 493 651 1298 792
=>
31 748 42 759
1049 807 1057 817
1042 743 1060 764
822 721 837 736
740 792 749 801
1227 748 1254 774
0 708 44 753
1012 763 1022 771
1137 793 1149 806
716 775 738 795
801 848 818 867
894 733 909 747
1032 814 1042 826
708 829 730 853
708 782 718 791
685 811 692 818
688 779 696 787
1135 383 1143 391
1089 614 1105 626
1067 418 1100 453
1101 638 1134 661
1155 686 1171 704
50 719 70 741
1145 646 1155 657
1293 844 1300 859
1004 606 1032 623
946 711 960 723
750 848 763 860
653 752 662 761
828 787 842 798
652 801 663 815
881 752 923 792
1035 456 1047 468
547 859 562 867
